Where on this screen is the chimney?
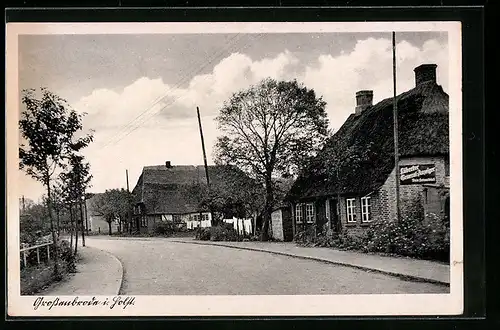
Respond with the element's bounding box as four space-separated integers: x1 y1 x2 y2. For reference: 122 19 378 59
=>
414 64 437 86
165 161 172 168
355 90 373 115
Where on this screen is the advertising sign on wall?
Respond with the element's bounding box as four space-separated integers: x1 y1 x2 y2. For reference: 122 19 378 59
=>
399 164 436 185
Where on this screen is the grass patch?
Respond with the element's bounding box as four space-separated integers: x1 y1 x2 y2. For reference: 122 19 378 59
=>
20 260 72 295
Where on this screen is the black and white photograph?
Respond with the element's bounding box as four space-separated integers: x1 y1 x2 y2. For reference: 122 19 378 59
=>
6 21 463 316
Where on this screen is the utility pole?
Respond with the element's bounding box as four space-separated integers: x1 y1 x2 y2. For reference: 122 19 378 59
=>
392 31 401 223
197 107 213 225
80 197 86 247
197 107 210 187
84 195 89 235
126 169 132 234
126 169 130 191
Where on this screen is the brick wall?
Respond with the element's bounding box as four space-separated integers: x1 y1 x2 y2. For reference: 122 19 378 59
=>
378 156 448 222
339 192 382 238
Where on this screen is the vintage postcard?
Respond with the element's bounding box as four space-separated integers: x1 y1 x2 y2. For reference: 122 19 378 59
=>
6 21 463 317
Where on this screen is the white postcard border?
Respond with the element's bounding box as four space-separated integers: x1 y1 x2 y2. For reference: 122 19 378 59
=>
6 21 463 317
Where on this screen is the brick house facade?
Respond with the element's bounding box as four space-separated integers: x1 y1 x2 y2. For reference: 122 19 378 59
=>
287 64 450 238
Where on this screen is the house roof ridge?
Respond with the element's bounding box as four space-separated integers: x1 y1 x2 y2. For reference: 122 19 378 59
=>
287 79 449 201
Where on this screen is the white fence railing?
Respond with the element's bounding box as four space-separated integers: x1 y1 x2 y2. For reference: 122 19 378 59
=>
20 241 54 268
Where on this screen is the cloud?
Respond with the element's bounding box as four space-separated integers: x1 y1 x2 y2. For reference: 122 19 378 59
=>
19 36 449 199
302 37 448 129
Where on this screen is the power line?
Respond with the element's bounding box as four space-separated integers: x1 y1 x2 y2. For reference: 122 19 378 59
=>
97 35 242 147
99 33 263 150
95 33 246 150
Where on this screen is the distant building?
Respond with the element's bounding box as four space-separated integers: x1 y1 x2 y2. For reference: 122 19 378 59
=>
85 193 120 234
131 162 258 234
287 64 450 238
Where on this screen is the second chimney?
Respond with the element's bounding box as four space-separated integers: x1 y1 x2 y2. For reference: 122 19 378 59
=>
355 90 373 115
165 161 172 168
414 64 437 86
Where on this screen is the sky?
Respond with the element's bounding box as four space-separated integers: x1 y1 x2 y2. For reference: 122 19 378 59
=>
17 31 449 201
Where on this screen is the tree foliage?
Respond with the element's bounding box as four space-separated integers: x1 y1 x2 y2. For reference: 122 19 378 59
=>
89 189 132 235
20 200 50 245
19 88 93 275
19 88 93 183
180 166 265 225
214 78 329 240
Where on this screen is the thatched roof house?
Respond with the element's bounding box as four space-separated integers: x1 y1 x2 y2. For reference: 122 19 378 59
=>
286 64 450 238
131 162 260 232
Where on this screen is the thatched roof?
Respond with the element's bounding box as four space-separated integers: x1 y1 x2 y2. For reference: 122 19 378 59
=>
287 80 449 201
132 164 258 215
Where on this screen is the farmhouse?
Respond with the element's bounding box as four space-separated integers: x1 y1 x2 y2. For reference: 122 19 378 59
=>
287 64 450 238
131 161 258 234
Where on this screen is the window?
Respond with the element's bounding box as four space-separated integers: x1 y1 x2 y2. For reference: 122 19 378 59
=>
295 204 303 223
346 198 357 223
202 213 209 222
305 203 315 223
140 216 147 227
361 196 372 223
173 214 181 223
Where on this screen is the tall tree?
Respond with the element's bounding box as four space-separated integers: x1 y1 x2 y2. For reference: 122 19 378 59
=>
19 88 93 276
51 183 65 236
89 189 132 235
59 154 92 252
214 78 329 240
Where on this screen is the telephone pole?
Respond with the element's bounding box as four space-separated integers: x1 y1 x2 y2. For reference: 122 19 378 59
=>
197 107 210 187
126 169 132 233
392 31 401 223
197 107 212 225
126 169 130 191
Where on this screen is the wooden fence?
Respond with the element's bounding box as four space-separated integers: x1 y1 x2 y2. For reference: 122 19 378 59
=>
20 241 54 268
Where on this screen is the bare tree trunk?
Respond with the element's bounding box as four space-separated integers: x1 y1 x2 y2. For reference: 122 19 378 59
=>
56 209 60 237
236 216 240 239
74 204 79 255
108 220 112 235
84 199 89 235
69 205 74 250
261 176 274 241
45 175 59 277
80 200 85 247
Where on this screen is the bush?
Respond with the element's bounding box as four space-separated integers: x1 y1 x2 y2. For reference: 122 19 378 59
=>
153 222 175 236
195 224 241 242
293 204 449 262
195 227 211 241
361 210 449 261
20 239 77 295
58 239 77 273
210 224 240 242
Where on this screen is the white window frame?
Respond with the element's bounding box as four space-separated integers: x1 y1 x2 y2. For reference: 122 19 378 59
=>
140 216 147 227
361 196 372 223
202 213 209 222
305 203 315 223
295 203 303 223
346 198 357 223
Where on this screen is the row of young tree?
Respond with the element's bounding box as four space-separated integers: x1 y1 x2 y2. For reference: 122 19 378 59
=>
19 77 334 249
19 88 93 276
